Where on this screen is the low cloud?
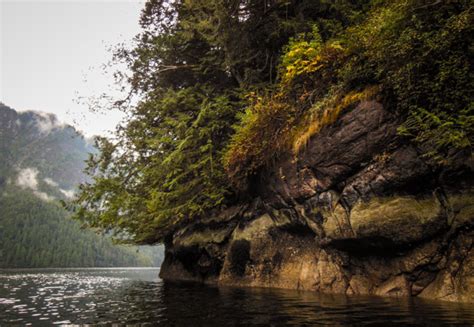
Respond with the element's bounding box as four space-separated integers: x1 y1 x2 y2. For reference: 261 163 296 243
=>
34 190 55 202
16 167 55 202
28 111 66 135
59 188 75 199
17 168 39 190
45 177 75 198
44 177 59 187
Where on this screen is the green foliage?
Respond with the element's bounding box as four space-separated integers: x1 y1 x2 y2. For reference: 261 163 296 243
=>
177 0 368 86
226 0 473 184
74 0 473 244
346 0 474 162
75 88 238 243
280 25 324 83
224 92 297 190
74 0 370 242
223 28 350 187
398 107 473 163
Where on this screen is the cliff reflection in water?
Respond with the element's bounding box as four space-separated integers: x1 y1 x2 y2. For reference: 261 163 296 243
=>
0 268 473 326
160 282 474 326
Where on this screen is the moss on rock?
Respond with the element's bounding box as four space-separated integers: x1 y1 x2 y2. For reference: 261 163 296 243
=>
176 228 231 247
232 214 276 241
447 193 474 228
349 196 445 245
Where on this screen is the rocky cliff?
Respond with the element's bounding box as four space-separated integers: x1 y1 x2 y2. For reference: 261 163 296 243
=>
160 100 473 303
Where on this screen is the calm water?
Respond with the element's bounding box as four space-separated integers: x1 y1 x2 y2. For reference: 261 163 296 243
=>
1 268 473 326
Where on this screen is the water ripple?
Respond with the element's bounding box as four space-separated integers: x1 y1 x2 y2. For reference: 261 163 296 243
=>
0 268 473 326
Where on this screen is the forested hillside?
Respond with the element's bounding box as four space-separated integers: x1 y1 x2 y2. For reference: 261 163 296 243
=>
0 188 155 267
0 103 163 268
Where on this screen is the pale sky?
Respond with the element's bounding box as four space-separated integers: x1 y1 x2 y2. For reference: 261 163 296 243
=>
0 0 144 136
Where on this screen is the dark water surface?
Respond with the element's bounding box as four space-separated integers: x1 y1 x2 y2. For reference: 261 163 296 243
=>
1 268 473 326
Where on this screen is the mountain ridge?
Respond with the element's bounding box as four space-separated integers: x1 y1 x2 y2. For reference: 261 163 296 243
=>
0 103 162 268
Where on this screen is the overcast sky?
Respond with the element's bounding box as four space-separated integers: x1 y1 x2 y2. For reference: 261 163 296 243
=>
1 0 144 136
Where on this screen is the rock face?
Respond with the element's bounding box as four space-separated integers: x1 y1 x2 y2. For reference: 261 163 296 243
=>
160 100 474 303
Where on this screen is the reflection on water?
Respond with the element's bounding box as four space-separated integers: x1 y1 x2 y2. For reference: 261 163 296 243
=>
0 268 473 326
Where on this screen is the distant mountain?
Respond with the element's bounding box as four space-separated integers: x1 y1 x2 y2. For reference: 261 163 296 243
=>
0 103 162 268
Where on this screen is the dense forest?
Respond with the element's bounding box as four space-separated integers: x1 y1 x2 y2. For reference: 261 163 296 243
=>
0 188 156 267
0 104 163 267
73 0 473 244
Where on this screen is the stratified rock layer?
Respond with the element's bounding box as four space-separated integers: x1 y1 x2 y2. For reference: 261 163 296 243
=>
160 101 474 303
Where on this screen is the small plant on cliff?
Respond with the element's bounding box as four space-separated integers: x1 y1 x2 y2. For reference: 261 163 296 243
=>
280 25 323 84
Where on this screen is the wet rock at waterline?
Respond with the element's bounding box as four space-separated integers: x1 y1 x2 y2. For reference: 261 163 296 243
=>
160 101 474 303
